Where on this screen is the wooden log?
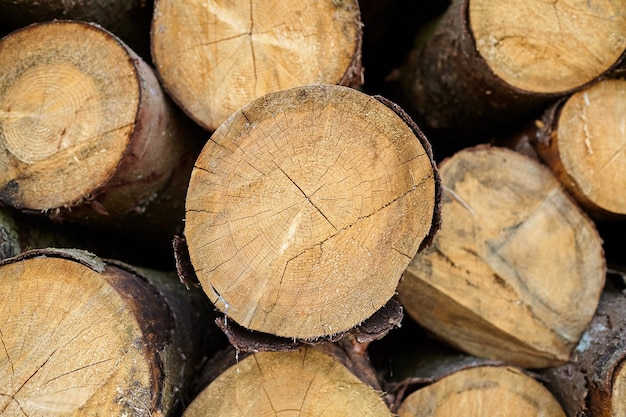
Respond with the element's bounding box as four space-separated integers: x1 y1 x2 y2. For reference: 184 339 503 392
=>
397 145 605 368
181 84 441 340
0 0 153 59
0 21 202 245
529 78 626 219
151 0 364 131
397 363 566 417
182 344 394 417
0 248 222 416
540 290 626 417
398 0 626 137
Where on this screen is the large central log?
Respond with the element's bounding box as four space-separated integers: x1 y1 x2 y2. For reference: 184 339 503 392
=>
183 84 440 340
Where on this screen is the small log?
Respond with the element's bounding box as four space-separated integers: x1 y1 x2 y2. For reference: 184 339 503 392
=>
397 145 605 368
151 0 364 131
0 0 153 59
541 290 626 417
182 84 441 340
0 21 201 244
530 78 626 219
0 248 222 416
399 0 626 137
397 363 566 417
182 344 394 417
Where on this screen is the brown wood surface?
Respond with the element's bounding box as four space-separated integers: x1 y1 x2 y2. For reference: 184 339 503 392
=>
181 345 393 417
399 0 626 137
151 0 364 131
530 78 626 219
182 84 440 340
398 364 566 417
0 21 201 244
398 145 606 368
0 248 221 416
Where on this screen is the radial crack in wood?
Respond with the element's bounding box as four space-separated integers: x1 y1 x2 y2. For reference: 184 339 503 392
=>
0 248 221 416
183 84 439 340
151 0 364 131
181 347 393 417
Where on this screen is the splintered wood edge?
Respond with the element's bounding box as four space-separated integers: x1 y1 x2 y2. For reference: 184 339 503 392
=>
0 248 178 415
179 85 440 339
0 21 139 211
181 348 393 417
470 0 626 93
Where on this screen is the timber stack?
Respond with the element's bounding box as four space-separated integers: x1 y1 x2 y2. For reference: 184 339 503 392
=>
0 0 625 416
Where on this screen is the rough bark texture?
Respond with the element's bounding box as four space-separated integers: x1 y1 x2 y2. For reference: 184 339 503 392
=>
183 84 440 340
151 0 364 131
529 78 626 219
0 21 202 245
398 145 605 368
0 248 221 416
399 0 626 138
541 290 626 417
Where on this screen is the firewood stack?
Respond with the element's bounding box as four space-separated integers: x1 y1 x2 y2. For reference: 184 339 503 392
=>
0 0 625 416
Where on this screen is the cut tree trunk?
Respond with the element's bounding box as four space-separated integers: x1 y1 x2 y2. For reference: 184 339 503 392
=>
397 363 566 417
529 78 626 219
398 0 626 137
0 0 153 59
182 84 441 340
182 344 394 417
0 21 202 244
151 0 364 131
397 145 605 368
0 248 222 417
541 289 626 417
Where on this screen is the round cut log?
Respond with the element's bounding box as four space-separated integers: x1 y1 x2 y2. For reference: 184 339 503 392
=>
183 84 439 340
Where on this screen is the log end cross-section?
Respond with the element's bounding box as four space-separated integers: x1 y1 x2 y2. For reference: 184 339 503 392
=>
0 21 188 228
470 0 626 94
182 347 394 417
398 145 605 369
184 84 439 340
0 250 176 416
151 0 363 131
397 365 566 417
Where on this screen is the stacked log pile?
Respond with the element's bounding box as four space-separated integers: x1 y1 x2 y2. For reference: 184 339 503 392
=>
0 0 625 416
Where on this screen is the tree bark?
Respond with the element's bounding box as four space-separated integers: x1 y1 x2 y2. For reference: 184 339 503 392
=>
397 145 605 368
0 21 202 245
540 289 626 417
399 0 626 138
529 78 626 219
151 0 364 131
396 362 566 417
0 0 153 59
182 84 441 340
0 248 222 417
181 343 394 417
